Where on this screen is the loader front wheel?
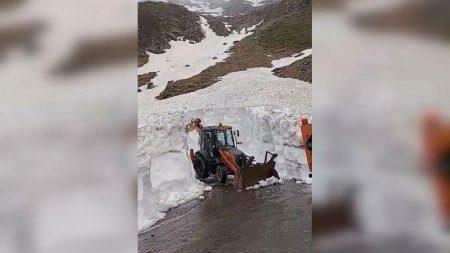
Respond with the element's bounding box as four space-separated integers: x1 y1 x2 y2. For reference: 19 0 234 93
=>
194 155 209 179
216 165 228 184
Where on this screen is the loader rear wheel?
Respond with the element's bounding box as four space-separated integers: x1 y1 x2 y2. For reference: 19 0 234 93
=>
216 165 228 184
194 155 209 179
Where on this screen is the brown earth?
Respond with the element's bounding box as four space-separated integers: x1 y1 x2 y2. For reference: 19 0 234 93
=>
138 72 157 89
138 1 205 66
273 55 311 83
205 16 230 37
138 48 149 68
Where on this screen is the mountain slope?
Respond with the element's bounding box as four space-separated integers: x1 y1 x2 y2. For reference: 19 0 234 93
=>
157 0 311 99
162 0 281 17
273 55 311 82
138 1 205 66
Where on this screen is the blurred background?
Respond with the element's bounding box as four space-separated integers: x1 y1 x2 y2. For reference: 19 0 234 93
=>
313 0 450 252
0 1 137 253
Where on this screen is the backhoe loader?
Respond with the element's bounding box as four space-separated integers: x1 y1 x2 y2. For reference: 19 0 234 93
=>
185 118 280 190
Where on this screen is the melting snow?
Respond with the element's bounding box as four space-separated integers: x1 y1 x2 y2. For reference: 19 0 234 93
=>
296 178 312 185
245 177 285 190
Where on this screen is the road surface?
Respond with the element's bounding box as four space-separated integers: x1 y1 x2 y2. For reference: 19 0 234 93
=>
139 181 312 253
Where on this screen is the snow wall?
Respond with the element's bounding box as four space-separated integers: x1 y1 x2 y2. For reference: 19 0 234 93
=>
138 106 310 232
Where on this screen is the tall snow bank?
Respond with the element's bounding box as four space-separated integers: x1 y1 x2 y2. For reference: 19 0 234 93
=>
188 106 310 179
138 115 205 232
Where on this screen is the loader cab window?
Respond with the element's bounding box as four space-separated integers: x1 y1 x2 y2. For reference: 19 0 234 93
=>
216 129 235 147
203 131 213 149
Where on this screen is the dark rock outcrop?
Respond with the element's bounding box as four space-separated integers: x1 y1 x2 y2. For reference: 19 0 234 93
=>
138 72 157 90
273 55 311 83
138 2 205 54
205 16 230 36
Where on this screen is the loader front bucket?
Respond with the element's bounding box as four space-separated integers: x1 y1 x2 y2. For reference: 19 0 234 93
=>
233 152 280 190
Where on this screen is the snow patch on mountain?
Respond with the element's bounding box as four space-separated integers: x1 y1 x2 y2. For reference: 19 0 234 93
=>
186 0 224 16
245 0 268 7
138 16 262 100
272 49 312 68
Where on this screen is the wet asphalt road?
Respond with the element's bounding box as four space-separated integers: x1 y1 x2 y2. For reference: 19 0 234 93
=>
139 181 312 253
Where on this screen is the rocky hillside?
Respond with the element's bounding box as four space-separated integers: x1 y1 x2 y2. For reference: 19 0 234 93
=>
228 0 309 30
166 0 281 16
157 0 311 99
273 55 311 82
138 2 205 59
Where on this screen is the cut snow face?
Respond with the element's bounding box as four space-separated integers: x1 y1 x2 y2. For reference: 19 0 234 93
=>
137 116 206 232
245 176 284 190
138 16 261 100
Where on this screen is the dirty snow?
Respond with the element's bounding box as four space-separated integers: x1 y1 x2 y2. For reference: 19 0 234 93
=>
138 48 312 115
245 176 284 190
138 16 262 100
296 178 312 185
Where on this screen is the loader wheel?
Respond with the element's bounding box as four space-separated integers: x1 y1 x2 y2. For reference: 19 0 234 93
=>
194 155 209 179
216 165 228 184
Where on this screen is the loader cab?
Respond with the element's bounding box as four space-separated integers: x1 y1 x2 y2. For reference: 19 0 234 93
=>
200 126 236 153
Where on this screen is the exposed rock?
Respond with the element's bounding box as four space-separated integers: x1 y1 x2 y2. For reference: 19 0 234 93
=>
138 48 149 67
138 2 204 54
228 0 310 32
272 55 311 83
157 0 312 99
205 16 230 37
138 72 157 89
212 57 218 60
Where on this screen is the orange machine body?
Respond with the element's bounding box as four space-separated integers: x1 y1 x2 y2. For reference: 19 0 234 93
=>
301 117 312 177
219 149 240 174
423 114 450 223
